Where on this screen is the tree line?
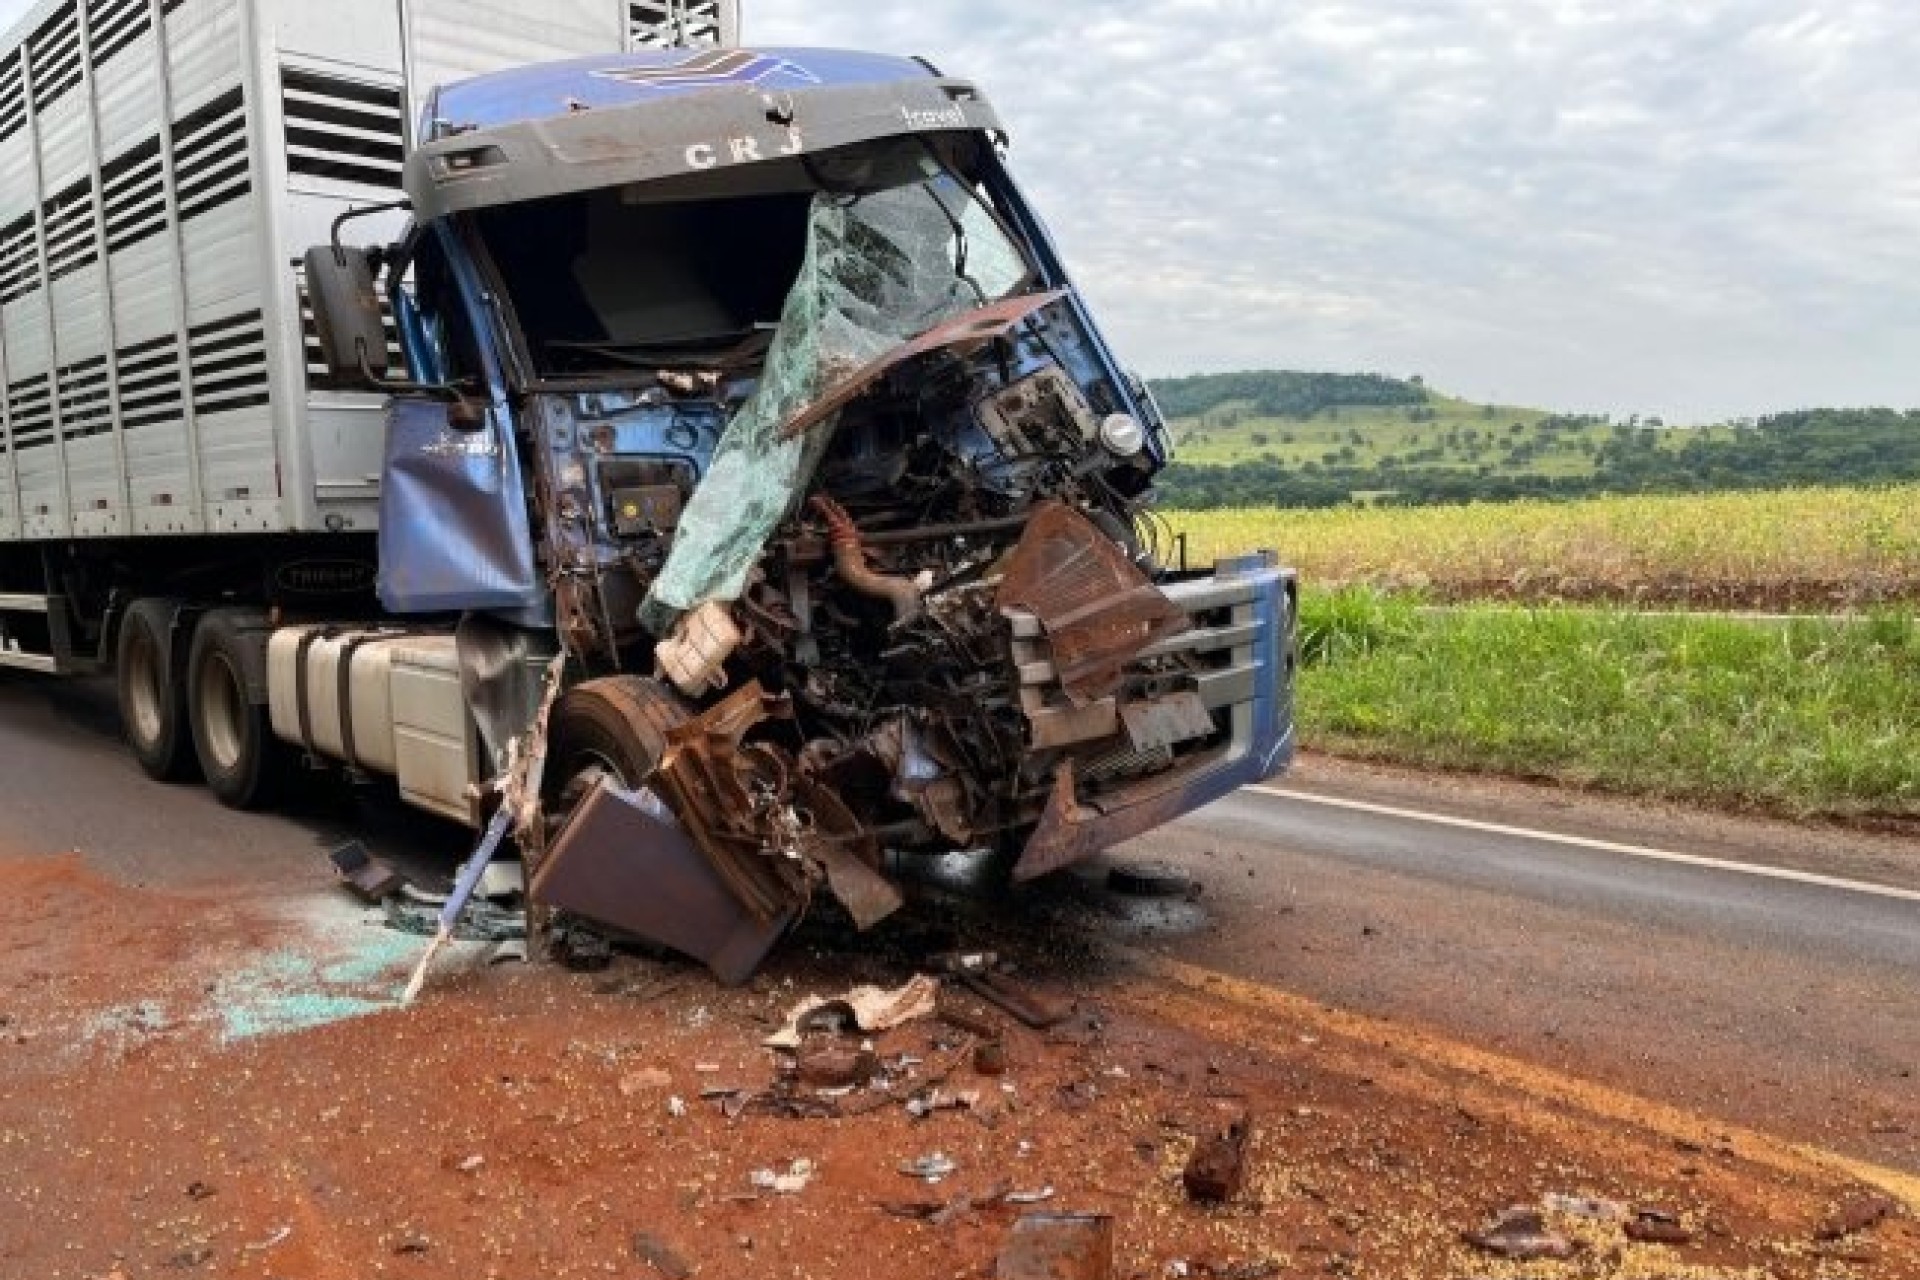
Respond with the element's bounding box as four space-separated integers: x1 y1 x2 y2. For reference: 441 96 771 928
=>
1154 408 1920 509
1149 370 1425 420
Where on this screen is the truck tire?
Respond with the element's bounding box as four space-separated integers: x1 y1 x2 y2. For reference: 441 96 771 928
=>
187 608 294 809
116 597 198 782
542 676 690 823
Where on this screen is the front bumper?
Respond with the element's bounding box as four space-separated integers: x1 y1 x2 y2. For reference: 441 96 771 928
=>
1012 551 1298 880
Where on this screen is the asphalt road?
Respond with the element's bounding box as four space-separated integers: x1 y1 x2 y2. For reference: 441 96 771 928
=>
3 671 1915 1173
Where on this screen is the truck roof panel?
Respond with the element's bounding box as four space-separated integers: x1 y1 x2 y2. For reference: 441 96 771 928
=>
431 47 941 132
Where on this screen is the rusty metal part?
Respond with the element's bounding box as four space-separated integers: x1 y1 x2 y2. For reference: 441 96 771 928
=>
646 681 903 935
529 777 796 986
958 971 1073 1030
996 501 1187 706
937 1000 1001 1040
811 495 924 624
1814 1193 1898 1241
648 683 812 923
795 1046 881 1088
779 289 1068 440
972 1041 1008 1076
1182 1112 1254 1202
1118 690 1214 754
789 775 903 930
328 841 406 902
1012 744 1233 883
1462 1207 1580 1261
994 1212 1114 1280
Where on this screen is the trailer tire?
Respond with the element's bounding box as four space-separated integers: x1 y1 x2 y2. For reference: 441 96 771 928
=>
542 676 691 823
188 608 293 810
117 597 198 782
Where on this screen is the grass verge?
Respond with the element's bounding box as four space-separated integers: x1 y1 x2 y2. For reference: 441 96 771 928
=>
1298 589 1920 820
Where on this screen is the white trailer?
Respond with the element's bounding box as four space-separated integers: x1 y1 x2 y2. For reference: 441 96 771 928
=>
0 0 736 669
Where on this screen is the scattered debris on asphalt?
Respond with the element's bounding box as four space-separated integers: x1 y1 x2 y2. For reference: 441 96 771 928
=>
749 1158 815 1195
795 1045 880 1088
1462 1205 1580 1260
1623 1206 1693 1244
619 1066 673 1096
1106 860 1198 899
1182 1112 1255 1203
899 1152 959 1183
1540 1191 1628 1220
995 1211 1114 1280
328 841 407 902
632 1230 694 1280
1815 1192 1899 1241
954 968 1073 1030
764 975 941 1049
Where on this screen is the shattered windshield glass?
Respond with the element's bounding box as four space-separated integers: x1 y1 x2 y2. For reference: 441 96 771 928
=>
472 153 1030 382
636 177 1035 633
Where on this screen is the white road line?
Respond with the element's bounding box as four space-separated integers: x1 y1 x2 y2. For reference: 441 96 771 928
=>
1246 785 1920 905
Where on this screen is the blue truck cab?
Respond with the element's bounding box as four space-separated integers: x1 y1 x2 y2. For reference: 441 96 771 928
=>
307 47 1296 977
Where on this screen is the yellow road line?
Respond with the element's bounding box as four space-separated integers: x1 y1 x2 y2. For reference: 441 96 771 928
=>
1119 947 1920 1213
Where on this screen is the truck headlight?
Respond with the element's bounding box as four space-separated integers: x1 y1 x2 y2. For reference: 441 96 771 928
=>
1099 413 1146 457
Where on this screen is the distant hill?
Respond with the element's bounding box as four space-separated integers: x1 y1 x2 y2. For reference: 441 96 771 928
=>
1145 371 1920 508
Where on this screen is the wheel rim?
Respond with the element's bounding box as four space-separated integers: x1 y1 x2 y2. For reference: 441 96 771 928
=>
124 623 166 747
196 651 247 772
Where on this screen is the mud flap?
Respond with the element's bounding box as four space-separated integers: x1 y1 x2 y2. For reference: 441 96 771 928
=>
530 778 797 986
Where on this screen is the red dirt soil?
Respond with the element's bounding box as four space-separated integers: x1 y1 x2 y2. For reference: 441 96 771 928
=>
0 851 1911 1280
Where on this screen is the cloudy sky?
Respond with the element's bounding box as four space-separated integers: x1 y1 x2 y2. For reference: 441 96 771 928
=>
3 1 1915 419
748 0 1920 420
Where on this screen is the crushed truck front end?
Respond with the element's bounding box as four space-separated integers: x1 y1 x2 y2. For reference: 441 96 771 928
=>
382 47 1294 976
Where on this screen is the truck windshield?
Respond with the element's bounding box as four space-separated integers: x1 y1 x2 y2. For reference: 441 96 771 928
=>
471 158 1032 383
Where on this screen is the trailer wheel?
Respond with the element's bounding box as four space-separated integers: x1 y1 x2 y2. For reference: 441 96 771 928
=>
542 676 690 825
188 608 293 809
116 597 197 782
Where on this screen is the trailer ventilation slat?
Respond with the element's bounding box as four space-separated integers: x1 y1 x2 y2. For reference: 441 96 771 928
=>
41 175 97 282
627 0 730 49
85 0 150 70
0 53 25 146
114 334 183 430
99 134 166 253
55 354 112 439
170 87 250 222
0 212 37 306
280 68 403 189
6 374 54 450
27 2 84 113
188 309 269 415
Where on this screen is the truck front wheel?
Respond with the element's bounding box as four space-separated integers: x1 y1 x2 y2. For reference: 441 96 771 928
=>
188 609 293 809
542 676 690 825
117 597 197 782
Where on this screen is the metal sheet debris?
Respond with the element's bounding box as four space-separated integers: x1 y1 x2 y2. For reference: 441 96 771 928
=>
328 842 406 902
996 501 1188 706
994 1212 1114 1280
531 776 797 986
764 975 941 1049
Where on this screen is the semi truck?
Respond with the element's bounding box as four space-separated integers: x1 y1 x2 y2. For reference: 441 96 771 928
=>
0 0 1296 980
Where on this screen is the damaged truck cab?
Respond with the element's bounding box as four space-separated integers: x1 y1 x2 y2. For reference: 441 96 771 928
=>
309 47 1298 979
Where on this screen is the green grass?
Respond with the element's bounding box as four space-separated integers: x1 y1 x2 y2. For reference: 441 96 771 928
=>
1296 589 1920 820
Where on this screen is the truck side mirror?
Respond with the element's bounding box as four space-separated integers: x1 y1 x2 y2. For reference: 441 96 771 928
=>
304 244 389 381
